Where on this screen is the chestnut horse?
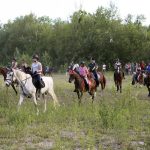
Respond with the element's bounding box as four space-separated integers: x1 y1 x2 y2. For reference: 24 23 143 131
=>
68 70 97 104
114 67 124 93
89 72 106 90
0 67 18 94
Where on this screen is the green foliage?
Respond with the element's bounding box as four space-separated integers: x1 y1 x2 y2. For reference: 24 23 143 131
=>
0 6 150 68
99 97 139 130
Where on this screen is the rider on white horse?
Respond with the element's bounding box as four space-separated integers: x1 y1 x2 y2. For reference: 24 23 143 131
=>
31 54 44 94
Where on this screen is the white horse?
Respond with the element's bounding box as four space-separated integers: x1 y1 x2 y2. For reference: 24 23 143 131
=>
5 69 59 115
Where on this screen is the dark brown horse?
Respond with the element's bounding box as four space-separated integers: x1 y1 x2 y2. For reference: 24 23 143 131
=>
144 72 150 97
0 67 18 95
68 70 97 104
114 67 124 93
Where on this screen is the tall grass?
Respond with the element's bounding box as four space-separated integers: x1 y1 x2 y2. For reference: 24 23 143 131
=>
0 74 150 149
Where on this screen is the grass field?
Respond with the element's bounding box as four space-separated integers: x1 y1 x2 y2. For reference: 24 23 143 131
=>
0 72 150 150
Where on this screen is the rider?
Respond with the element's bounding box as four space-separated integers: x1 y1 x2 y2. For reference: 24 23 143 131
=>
146 63 150 73
102 63 106 72
79 61 89 91
11 58 18 69
140 61 146 71
114 58 125 79
72 63 79 74
21 59 28 70
88 58 99 86
31 54 44 93
144 63 150 85
114 58 121 70
68 61 79 74
21 59 28 68
135 65 142 82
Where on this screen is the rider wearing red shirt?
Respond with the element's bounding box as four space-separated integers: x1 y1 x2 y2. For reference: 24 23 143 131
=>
140 61 146 71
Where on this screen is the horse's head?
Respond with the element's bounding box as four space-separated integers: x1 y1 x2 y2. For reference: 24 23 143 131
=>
68 70 76 83
5 70 15 87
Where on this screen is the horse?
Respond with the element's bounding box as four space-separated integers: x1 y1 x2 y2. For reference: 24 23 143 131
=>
0 67 18 95
144 72 150 97
66 63 79 76
68 70 97 104
132 72 144 87
5 69 59 115
89 71 106 91
114 67 124 93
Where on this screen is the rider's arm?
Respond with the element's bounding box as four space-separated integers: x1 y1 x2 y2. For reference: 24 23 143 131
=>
14 62 18 69
38 63 42 73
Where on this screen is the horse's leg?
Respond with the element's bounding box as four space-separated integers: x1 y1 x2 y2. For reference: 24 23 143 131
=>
11 84 18 95
18 94 24 112
44 98 47 112
148 86 150 97
77 90 80 99
78 92 82 105
48 89 60 107
99 82 104 97
100 80 104 90
116 82 119 92
91 90 95 103
32 94 39 115
42 94 47 113
120 83 122 93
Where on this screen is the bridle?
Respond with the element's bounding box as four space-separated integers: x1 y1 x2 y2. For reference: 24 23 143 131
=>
5 70 14 84
6 69 32 97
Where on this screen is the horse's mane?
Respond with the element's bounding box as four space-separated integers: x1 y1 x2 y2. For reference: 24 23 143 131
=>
14 69 31 80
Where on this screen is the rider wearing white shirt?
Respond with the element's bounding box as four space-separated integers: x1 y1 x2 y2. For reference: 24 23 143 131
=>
31 54 43 92
31 55 42 75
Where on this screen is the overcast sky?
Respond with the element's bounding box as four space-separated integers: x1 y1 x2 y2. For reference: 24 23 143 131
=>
0 0 149 25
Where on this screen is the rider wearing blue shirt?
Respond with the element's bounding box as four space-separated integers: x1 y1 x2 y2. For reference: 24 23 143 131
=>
146 63 150 73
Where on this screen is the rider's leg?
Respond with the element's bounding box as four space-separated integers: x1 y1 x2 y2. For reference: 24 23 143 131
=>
36 74 41 96
93 71 99 86
84 77 89 91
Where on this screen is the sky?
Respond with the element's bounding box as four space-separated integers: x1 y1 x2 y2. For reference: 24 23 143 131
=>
0 0 150 25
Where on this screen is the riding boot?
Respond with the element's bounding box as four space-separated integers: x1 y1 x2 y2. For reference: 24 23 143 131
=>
96 79 99 87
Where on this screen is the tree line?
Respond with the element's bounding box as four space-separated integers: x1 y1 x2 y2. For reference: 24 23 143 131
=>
0 4 150 70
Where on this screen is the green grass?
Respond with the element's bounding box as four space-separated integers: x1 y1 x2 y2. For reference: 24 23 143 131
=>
0 72 150 149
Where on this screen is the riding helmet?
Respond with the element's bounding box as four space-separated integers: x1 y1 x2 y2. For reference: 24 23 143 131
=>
32 54 39 60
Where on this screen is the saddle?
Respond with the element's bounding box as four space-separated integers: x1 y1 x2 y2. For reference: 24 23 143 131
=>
32 75 45 89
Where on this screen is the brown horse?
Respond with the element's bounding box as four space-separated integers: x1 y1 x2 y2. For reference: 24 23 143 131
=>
0 67 18 95
132 72 144 87
68 70 97 104
89 72 106 90
114 67 124 93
